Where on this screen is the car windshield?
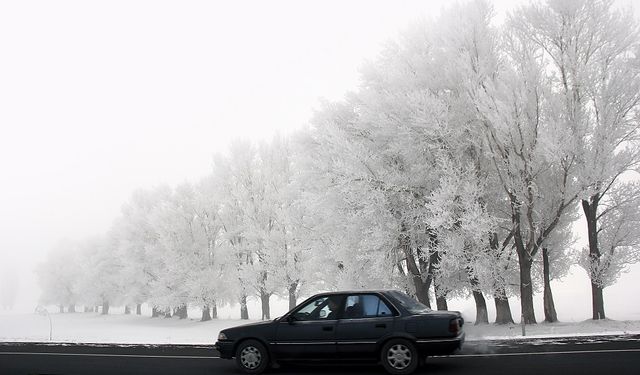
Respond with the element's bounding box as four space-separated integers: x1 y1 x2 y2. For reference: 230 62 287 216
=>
388 291 431 314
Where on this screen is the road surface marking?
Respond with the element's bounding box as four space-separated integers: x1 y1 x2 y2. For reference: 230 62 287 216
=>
443 348 640 358
2 348 639 360
0 352 220 359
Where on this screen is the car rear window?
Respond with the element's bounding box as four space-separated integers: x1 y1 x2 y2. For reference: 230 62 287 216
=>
387 291 431 314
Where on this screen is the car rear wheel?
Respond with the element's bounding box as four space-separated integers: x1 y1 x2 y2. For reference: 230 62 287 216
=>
380 338 419 375
235 339 270 374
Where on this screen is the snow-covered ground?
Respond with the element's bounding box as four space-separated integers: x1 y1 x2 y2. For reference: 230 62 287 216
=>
1 311 639 345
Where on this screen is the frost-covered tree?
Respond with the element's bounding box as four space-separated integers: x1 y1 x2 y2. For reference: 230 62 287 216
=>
428 161 499 323
578 181 640 309
191 175 228 320
213 142 262 319
427 0 512 323
118 186 173 316
512 0 640 320
37 240 81 312
306 11 499 317
256 134 320 310
291 128 379 294
464 1 582 324
75 235 125 315
146 184 206 319
307 96 434 302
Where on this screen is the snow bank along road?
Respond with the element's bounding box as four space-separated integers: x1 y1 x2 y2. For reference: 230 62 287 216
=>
1 334 639 375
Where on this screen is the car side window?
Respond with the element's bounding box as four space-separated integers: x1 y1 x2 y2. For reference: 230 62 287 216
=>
343 294 393 319
377 298 393 316
293 296 341 321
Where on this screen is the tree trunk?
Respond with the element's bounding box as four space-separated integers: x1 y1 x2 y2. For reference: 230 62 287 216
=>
401 240 431 307
260 291 271 320
433 280 448 311
68 304 75 313
101 301 109 315
175 305 188 319
494 293 514 324
164 307 172 318
435 295 448 311
288 282 298 311
152 306 161 318
211 300 218 319
201 306 212 322
399 224 436 308
136 304 142 315
582 197 606 320
59 305 64 313
468 272 488 324
542 247 558 323
517 255 536 324
240 295 249 320
412 275 431 308
488 233 515 324
124 306 131 315
510 190 538 325
591 282 606 320
471 290 489 325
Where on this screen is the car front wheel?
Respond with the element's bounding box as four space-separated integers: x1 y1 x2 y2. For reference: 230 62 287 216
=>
380 338 419 375
235 339 270 374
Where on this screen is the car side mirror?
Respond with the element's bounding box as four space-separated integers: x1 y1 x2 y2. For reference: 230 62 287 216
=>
286 315 296 325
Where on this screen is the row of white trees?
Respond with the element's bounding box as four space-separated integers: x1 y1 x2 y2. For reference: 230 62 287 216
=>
38 0 640 323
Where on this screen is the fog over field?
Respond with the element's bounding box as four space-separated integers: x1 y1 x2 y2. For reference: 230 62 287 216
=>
1 0 640 331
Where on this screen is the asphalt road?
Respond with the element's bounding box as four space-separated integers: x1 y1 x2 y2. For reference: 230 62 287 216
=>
1 334 639 375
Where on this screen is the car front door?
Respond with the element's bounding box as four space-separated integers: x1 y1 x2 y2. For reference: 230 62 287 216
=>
274 295 343 360
335 293 396 359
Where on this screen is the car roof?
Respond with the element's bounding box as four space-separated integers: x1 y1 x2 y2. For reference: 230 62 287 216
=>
313 289 400 296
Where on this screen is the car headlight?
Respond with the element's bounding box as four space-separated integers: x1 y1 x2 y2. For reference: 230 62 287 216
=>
218 332 228 341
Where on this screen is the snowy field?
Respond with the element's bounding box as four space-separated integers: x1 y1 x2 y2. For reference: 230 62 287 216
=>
1 311 640 345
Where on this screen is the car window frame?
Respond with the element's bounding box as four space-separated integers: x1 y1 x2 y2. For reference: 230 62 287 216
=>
341 293 399 319
285 294 346 322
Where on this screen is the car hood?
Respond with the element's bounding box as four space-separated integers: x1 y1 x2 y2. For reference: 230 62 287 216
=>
221 320 276 338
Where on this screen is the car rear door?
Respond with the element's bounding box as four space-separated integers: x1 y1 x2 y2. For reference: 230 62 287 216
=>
335 293 396 359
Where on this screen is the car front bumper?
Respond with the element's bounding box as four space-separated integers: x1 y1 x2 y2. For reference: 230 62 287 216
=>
214 340 235 359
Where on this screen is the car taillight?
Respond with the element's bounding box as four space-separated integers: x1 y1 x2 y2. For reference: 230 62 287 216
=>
448 318 461 333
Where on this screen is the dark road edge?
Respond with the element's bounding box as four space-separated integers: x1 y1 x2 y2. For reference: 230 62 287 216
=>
1 333 639 357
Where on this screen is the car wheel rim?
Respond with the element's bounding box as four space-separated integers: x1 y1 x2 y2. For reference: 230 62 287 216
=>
387 344 412 370
240 346 262 369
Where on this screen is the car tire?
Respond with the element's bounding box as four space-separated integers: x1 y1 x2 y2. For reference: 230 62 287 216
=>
235 339 270 374
380 338 419 375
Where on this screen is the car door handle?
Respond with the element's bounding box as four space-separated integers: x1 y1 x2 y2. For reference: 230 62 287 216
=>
375 324 386 328
322 326 333 331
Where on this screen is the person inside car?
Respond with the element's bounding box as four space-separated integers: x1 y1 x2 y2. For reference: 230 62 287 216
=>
325 297 340 320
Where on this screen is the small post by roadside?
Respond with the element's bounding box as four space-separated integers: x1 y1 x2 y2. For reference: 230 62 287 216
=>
521 312 526 336
35 306 52 341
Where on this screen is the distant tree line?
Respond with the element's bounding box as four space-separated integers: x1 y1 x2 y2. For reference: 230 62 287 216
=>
37 0 640 323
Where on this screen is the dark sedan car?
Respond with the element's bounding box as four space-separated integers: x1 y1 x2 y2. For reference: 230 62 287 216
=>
215 290 464 374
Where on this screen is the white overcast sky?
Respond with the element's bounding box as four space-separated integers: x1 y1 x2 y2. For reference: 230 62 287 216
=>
1 0 639 316
1 0 508 283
